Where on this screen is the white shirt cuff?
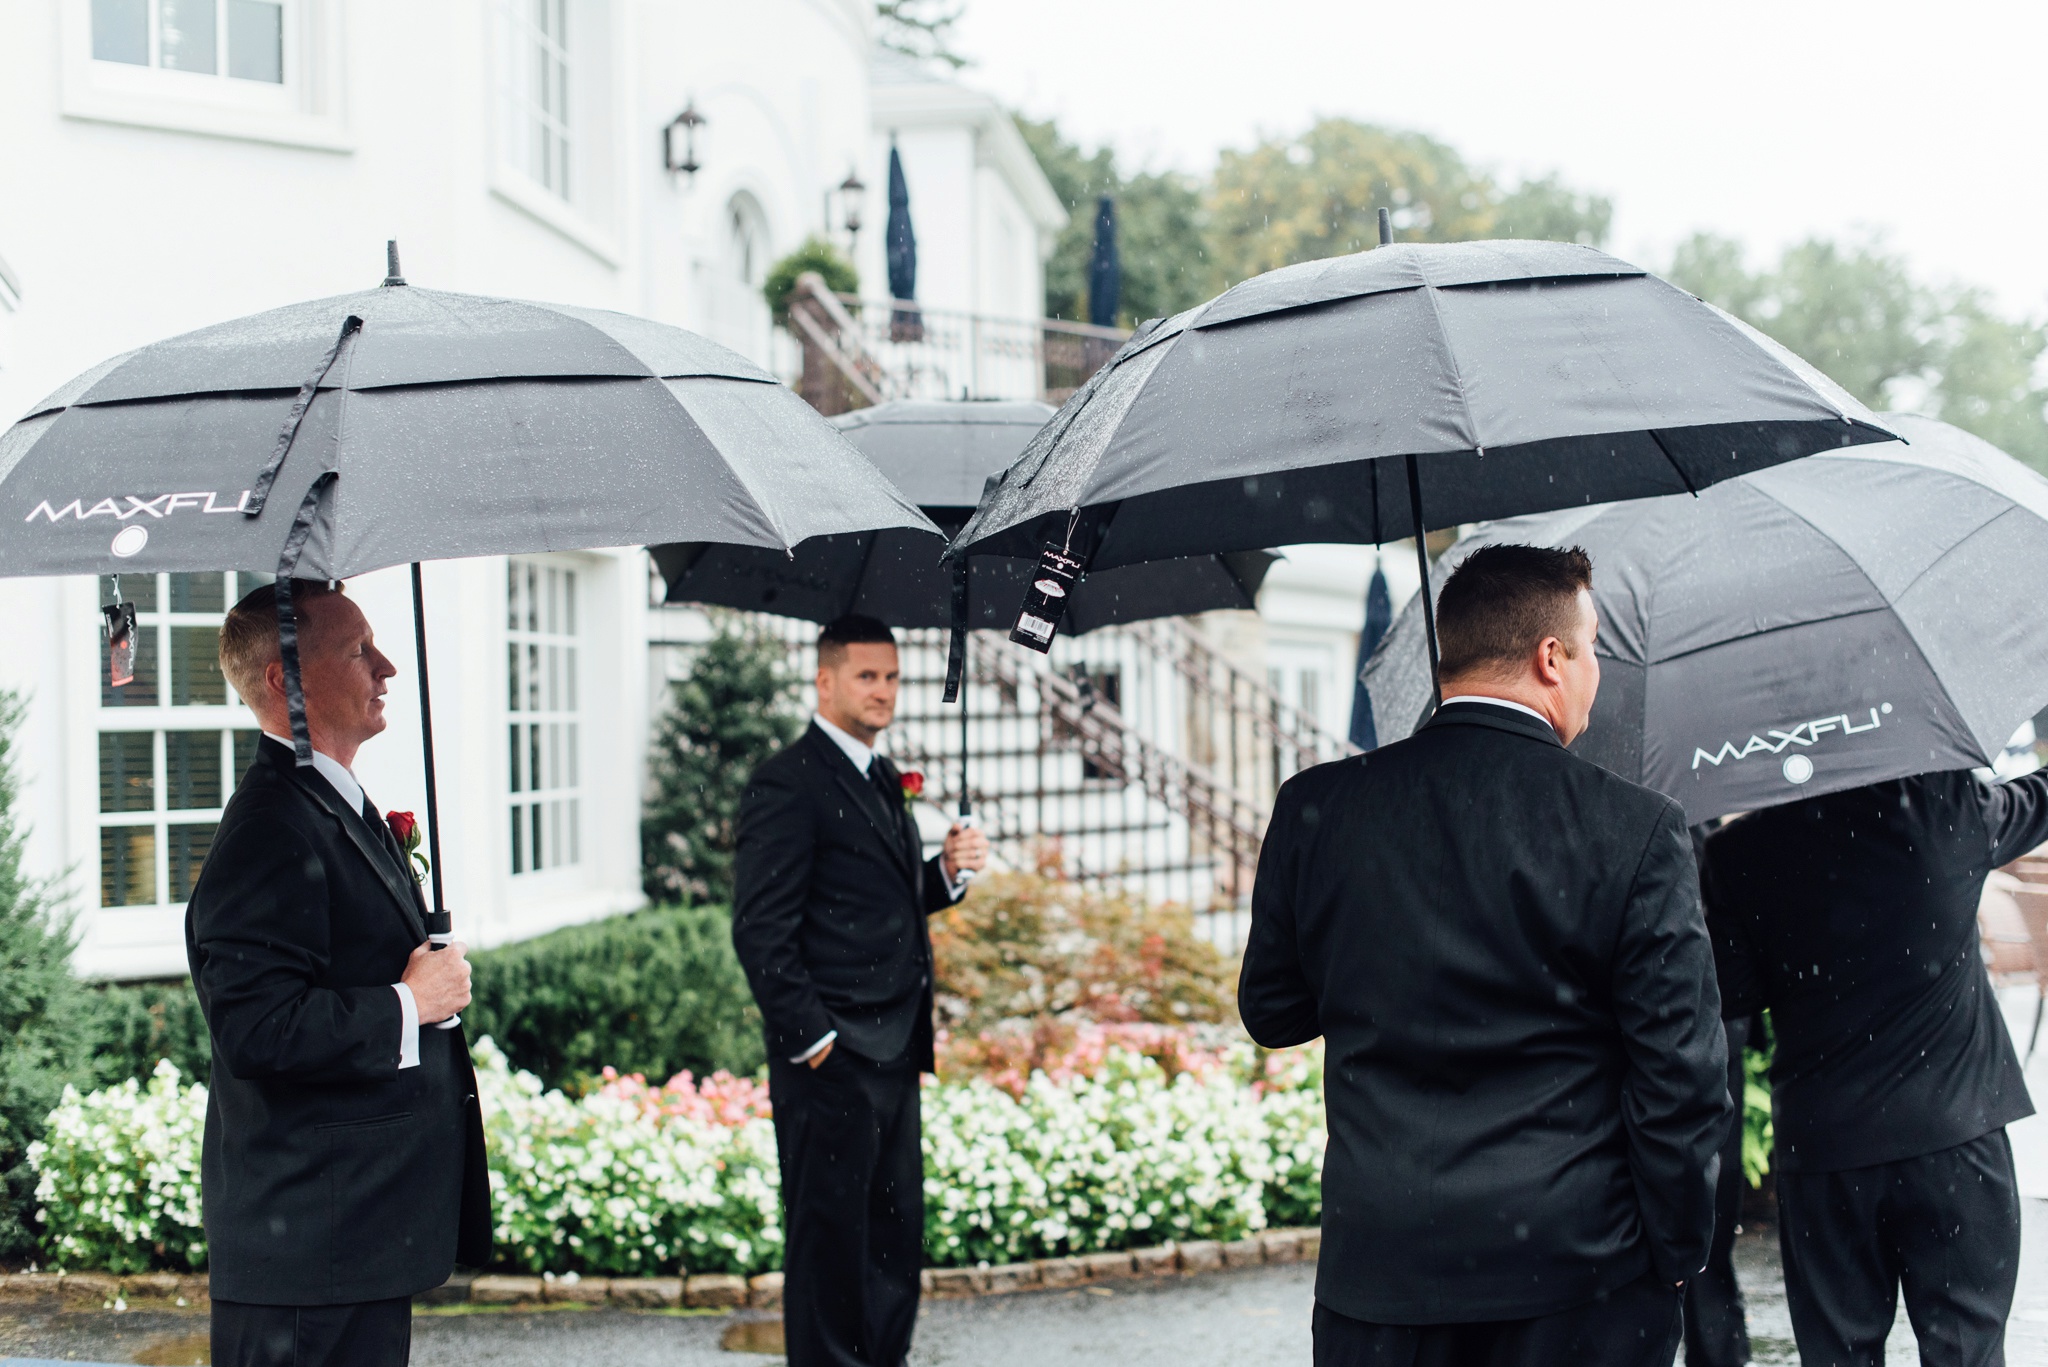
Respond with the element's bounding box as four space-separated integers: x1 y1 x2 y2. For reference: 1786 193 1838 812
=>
791 1029 838 1063
943 863 969 900
392 982 421 1070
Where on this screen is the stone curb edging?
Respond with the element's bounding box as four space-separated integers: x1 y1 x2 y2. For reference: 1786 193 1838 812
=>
0 1229 1319 1312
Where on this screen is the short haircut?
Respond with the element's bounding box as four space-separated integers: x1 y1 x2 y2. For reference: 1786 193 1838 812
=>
817 613 896 668
218 579 344 709
1434 543 1594 679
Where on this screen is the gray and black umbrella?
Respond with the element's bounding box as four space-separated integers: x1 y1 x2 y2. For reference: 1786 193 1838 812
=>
949 224 1897 699
653 399 1275 631
0 245 933 921
1361 414 2048 823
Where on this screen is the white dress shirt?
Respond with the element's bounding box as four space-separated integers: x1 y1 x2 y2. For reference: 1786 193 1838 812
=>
264 733 420 1071
795 714 965 1063
1439 694 1558 737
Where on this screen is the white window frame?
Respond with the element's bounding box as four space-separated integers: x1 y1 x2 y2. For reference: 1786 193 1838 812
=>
60 0 351 152
506 556 585 880
88 570 269 916
487 0 622 265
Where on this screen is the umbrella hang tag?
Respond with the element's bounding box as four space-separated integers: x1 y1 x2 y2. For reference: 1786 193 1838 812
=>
101 598 138 688
1009 544 1085 653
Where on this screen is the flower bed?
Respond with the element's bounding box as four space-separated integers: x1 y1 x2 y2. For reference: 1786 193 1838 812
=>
27 1038 1325 1277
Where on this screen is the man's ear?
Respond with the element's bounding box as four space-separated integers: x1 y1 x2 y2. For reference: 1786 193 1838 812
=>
1533 637 1567 687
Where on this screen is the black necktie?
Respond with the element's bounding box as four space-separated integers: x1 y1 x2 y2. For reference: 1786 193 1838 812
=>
869 760 898 809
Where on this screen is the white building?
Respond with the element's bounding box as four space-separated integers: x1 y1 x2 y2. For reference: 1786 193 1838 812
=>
1 0 1379 976
0 0 1013 979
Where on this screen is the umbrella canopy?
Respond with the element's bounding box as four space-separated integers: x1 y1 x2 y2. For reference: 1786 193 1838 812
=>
1361 414 2048 822
953 238 1896 573
0 283 932 580
1087 196 1121 329
653 399 1276 630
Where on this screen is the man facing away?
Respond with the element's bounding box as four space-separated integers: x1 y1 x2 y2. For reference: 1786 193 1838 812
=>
187 581 490 1367
732 614 989 1367
1240 544 1731 1367
1702 767 2048 1367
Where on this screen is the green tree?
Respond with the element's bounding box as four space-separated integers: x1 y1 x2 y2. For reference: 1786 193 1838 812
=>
1929 289 2048 471
876 0 967 70
642 623 804 905
1493 173 1612 248
1207 120 1497 284
1015 116 1213 326
0 691 87 1261
761 237 858 326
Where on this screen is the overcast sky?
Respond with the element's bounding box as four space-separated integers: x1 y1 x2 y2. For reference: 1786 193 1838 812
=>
953 0 2047 316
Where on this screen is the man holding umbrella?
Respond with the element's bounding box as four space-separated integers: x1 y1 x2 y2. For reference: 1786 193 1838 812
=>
1702 770 2048 1367
188 581 490 1367
1241 545 1729 1366
732 614 988 1367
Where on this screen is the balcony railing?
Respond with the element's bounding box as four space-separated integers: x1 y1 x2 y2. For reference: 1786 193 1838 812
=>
785 272 1129 412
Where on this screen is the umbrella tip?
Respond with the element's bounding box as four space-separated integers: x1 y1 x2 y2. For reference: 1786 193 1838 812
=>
383 240 407 288
1377 208 1392 246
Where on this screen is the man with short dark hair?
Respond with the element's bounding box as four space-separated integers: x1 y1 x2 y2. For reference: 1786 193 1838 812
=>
1703 770 2048 1367
190 580 491 1367
732 614 988 1367
1241 543 1729 1367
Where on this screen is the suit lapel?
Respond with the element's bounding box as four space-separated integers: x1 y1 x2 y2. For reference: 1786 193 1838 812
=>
870 754 927 877
267 744 429 944
812 727 918 887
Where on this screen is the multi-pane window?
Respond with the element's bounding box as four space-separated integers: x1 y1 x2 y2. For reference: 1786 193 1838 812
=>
91 0 285 84
97 571 270 909
507 559 581 875
501 0 572 200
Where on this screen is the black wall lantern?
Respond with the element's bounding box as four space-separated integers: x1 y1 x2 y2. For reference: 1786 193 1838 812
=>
664 101 706 178
838 168 867 246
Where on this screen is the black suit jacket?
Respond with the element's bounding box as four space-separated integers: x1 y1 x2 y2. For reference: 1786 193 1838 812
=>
732 723 961 1071
1240 702 1729 1325
185 739 491 1306
1701 769 2045 1173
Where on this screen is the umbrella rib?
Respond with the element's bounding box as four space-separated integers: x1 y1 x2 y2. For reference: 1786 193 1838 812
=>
1416 280 1481 458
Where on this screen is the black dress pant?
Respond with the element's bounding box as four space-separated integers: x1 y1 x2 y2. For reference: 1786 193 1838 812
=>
1313 1271 1684 1367
211 1296 411 1367
770 1046 923 1367
1777 1128 2021 1367
1684 1015 1752 1367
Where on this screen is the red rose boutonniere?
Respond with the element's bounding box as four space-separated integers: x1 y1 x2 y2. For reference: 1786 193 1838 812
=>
900 770 925 804
386 810 430 883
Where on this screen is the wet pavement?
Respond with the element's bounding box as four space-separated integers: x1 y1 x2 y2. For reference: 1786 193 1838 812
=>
9 1206 2048 1366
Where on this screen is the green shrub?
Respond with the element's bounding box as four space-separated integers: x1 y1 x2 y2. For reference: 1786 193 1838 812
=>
0 689 90 1263
642 622 803 906
761 237 858 325
85 980 212 1092
464 904 763 1093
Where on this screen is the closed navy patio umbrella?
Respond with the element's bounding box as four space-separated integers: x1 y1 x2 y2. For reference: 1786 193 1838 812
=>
1087 196 1121 329
885 145 922 342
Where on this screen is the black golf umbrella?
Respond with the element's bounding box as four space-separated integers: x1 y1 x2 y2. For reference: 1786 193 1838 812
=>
949 228 1897 701
885 146 921 341
1087 196 1121 329
0 246 934 924
1361 413 2048 824
653 399 1275 631
653 399 1276 824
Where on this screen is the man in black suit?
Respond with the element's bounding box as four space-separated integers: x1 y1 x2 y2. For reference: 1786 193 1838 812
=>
1241 544 1730 1367
732 614 988 1367
187 581 490 1367
1702 769 2048 1367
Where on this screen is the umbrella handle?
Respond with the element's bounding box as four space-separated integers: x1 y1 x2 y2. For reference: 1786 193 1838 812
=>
411 562 450 935
1406 452 1443 710
956 646 975 883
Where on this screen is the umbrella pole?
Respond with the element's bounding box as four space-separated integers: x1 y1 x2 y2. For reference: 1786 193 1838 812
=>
410 562 450 934
956 633 977 884
1405 452 1443 710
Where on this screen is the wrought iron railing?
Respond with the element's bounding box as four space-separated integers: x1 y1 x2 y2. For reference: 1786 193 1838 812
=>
784 271 1128 411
